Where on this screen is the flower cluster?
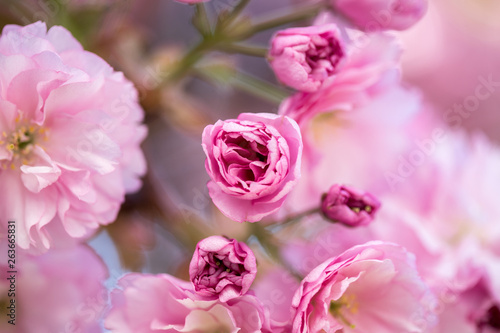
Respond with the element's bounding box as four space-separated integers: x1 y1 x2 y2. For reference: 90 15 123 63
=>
3 0 500 332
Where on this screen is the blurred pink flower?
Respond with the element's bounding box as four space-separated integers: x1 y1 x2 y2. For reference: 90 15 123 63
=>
268 24 345 92
321 184 380 227
399 0 500 142
0 22 147 252
332 0 428 31
371 130 500 330
378 131 500 283
105 273 273 332
279 25 401 126
0 244 108 333
202 113 302 222
278 85 422 217
253 267 300 332
291 241 436 333
189 235 257 302
430 272 500 333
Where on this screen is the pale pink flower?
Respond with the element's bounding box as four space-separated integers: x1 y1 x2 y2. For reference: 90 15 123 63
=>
189 235 257 302
291 241 436 333
268 24 345 92
367 130 500 331
278 85 422 216
430 271 500 333
202 113 302 222
105 273 273 332
0 244 108 333
0 22 147 252
253 267 300 332
332 0 428 31
321 184 380 227
378 132 500 292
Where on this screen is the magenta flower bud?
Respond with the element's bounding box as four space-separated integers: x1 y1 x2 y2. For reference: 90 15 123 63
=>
189 236 257 302
321 184 381 226
332 0 428 31
269 24 345 92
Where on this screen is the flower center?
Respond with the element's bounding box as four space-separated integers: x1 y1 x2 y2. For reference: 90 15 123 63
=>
220 131 271 187
329 294 358 329
306 34 344 75
1 123 47 169
348 204 373 214
215 258 233 273
211 257 244 278
477 304 500 330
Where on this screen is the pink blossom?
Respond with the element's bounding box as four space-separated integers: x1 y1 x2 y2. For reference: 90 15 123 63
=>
430 272 500 333
378 131 500 287
202 113 302 222
372 131 500 330
321 184 380 227
253 267 300 332
268 24 345 92
0 244 108 333
279 24 401 126
332 0 428 31
291 241 436 332
0 22 146 252
278 85 422 217
189 235 257 302
105 273 273 332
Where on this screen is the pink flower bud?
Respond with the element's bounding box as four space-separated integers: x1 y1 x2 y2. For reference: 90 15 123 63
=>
269 24 345 92
332 0 428 31
321 184 380 226
189 236 257 302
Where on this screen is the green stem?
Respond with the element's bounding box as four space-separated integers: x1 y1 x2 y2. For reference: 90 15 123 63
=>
193 66 289 104
218 0 251 30
229 71 289 104
235 3 324 39
249 223 303 281
167 2 325 83
272 207 322 227
217 43 268 57
167 37 218 82
193 3 211 36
